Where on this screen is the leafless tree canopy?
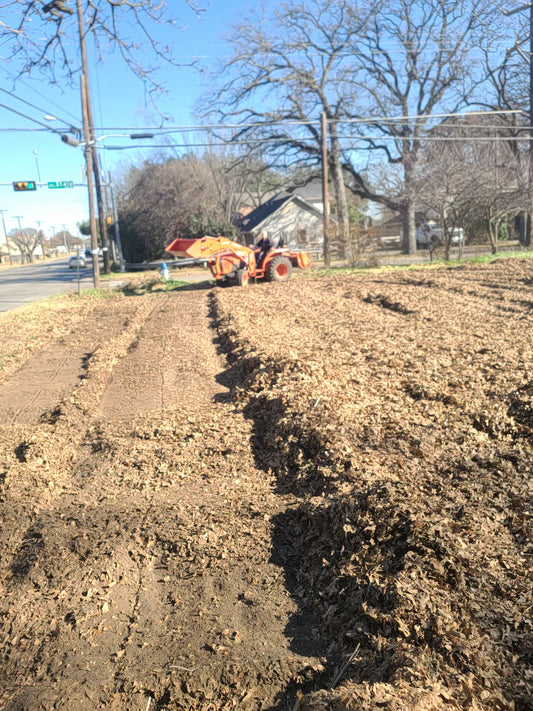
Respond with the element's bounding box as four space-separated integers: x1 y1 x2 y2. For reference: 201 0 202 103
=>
1 0 204 95
201 0 371 250
8 227 44 262
203 0 500 254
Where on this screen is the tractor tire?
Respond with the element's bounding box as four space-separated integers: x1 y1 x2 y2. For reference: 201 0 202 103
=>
236 268 249 287
267 256 292 282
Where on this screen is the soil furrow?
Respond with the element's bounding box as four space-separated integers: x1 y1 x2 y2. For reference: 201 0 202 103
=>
0 288 321 711
0 260 531 711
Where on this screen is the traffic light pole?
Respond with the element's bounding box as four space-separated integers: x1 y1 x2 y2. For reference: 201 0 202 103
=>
106 175 125 273
85 90 110 274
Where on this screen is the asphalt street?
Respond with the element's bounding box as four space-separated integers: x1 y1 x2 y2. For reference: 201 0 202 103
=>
0 259 94 313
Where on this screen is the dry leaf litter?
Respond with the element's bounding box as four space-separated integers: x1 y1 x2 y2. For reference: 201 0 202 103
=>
0 260 530 710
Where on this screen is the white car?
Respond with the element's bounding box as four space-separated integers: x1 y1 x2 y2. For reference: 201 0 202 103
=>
416 223 464 248
69 255 88 269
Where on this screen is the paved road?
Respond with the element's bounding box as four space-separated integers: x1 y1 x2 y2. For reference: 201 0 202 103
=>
0 259 94 313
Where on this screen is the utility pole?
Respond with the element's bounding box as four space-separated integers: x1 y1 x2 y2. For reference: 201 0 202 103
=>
75 0 109 275
0 209 13 265
87 106 110 274
75 0 100 288
321 112 331 267
79 72 100 288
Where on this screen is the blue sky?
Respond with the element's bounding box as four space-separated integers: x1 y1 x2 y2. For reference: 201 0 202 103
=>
0 1 258 239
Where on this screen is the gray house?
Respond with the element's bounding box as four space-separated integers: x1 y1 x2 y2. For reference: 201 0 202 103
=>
236 191 326 252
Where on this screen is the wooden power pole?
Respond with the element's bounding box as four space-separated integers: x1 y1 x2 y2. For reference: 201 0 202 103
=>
80 73 100 288
76 0 100 288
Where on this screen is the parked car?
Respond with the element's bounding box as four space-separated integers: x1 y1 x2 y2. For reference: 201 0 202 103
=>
69 254 88 269
416 222 464 249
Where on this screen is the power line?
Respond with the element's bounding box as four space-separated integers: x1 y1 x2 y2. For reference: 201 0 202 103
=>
81 109 525 134
0 62 81 124
0 128 67 132
0 105 527 148
98 135 533 151
0 101 68 134
0 87 79 130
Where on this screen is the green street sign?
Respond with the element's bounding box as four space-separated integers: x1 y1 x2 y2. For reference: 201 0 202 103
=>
48 181 74 189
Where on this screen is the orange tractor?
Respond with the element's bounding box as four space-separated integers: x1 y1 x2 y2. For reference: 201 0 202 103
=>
165 236 311 287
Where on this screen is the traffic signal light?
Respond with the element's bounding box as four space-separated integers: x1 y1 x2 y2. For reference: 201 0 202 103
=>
13 181 37 192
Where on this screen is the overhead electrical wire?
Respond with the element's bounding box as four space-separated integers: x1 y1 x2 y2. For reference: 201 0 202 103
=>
0 127 63 132
0 86 79 129
0 101 527 150
0 101 72 134
99 135 533 151
0 62 81 125
86 109 525 134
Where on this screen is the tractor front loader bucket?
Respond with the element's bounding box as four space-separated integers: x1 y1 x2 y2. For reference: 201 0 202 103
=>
166 236 244 259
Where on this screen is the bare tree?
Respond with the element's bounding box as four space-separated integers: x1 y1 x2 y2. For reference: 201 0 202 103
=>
416 116 526 257
9 227 43 263
203 150 286 230
337 0 494 254
1 0 205 274
204 0 494 256
117 153 254 261
52 228 80 249
478 12 531 246
1 0 203 96
202 0 374 260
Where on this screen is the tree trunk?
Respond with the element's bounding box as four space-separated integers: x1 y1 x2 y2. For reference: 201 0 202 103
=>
329 127 351 263
488 216 500 255
441 211 450 261
402 200 417 255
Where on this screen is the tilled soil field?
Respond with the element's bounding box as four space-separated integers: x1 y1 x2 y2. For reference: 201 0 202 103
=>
0 260 531 711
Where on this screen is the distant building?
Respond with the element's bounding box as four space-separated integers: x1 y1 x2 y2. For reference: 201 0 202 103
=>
0 243 10 264
236 191 327 252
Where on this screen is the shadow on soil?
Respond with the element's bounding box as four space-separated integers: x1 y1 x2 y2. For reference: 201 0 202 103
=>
209 312 339 707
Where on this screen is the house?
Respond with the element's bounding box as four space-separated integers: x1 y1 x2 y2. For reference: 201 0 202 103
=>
236 190 327 251
374 209 439 249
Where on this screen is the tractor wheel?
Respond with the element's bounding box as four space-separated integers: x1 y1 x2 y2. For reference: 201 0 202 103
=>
236 268 249 287
267 256 292 282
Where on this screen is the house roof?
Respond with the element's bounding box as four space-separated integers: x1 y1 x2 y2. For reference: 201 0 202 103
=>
289 180 323 203
238 191 325 232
